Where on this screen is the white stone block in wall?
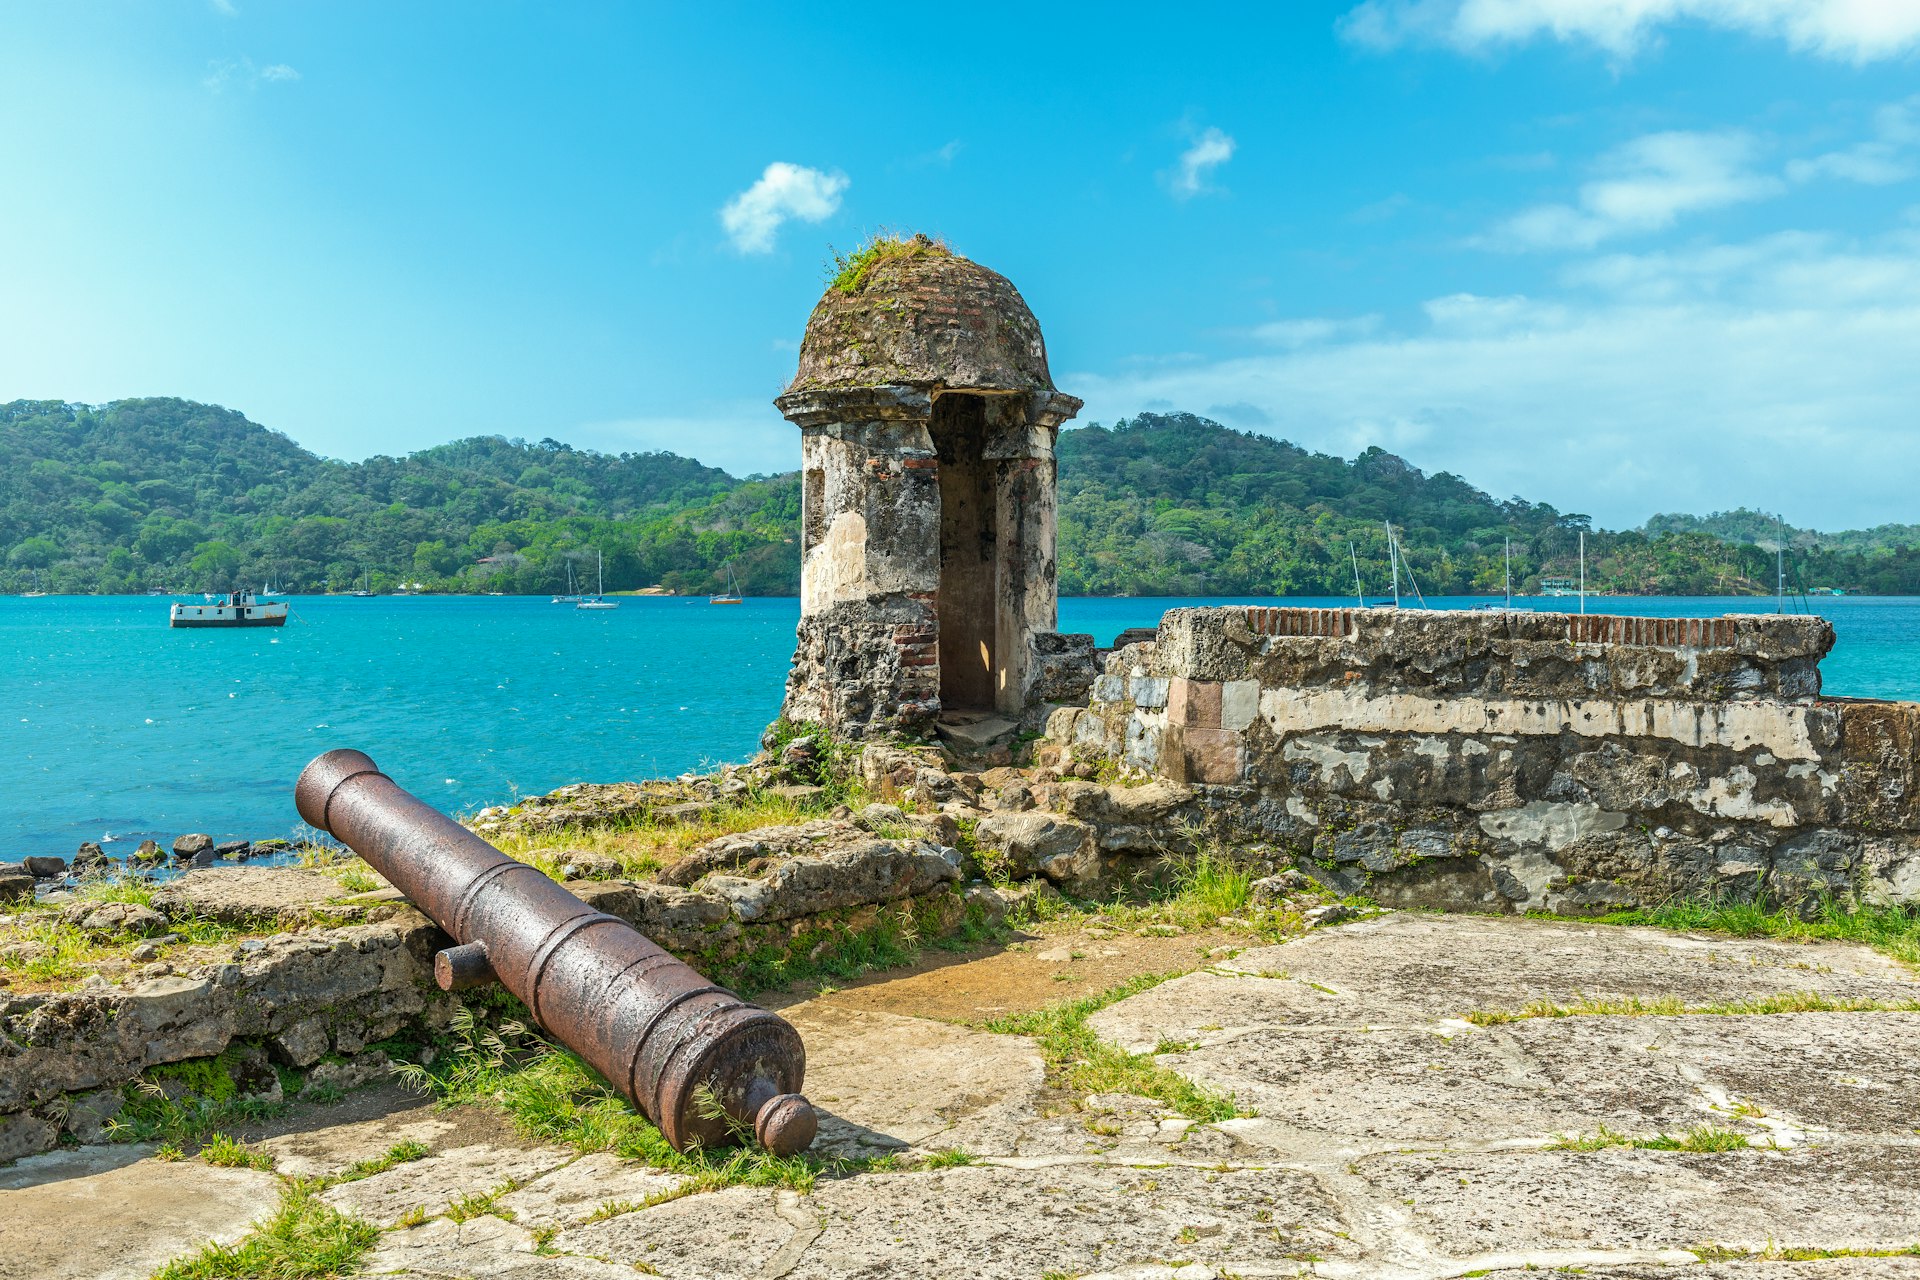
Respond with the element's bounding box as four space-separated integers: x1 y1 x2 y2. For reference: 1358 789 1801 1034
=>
1130 675 1169 709
1074 712 1110 748
1221 680 1259 732
1124 717 1163 772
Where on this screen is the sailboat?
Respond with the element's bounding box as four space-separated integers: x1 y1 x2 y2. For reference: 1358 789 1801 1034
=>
348 570 373 598
577 550 618 610
1368 521 1428 609
22 570 47 598
710 562 743 605
552 556 579 602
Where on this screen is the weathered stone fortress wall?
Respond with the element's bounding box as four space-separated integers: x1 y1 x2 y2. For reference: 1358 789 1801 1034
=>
1056 606 1920 912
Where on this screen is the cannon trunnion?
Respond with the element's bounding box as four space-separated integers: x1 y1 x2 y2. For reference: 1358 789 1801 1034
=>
295 748 817 1156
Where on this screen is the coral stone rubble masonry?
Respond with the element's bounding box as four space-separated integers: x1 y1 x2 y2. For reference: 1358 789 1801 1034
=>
1060 605 1920 912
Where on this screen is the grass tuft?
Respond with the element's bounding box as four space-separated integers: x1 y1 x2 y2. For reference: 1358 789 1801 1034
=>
983 974 1241 1123
1597 896 1920 970
919 1147 977 1168
150 1181 379 1280
330 1139 431 1185
1549 1124 1753 1152
108 1047 291 1147
200 1133 275 1171
0 878 241 988
1465 989 1920 1025
827 233 951 295
1694 1242 1920 1262
1003 839 1315 945
445 1186 515 1223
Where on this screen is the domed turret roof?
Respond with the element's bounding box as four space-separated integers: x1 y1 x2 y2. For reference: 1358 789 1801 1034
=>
785 236 1057 395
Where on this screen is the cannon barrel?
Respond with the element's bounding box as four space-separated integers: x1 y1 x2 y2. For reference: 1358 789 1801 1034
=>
295 748 817 1156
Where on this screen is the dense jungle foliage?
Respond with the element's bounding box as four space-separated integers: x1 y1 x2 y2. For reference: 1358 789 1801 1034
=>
3 398 1914 596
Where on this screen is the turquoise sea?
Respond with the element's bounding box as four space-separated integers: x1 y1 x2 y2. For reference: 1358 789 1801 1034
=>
4 593 1918 861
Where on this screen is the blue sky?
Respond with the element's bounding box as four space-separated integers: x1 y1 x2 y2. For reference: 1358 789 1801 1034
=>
3 2 1918 529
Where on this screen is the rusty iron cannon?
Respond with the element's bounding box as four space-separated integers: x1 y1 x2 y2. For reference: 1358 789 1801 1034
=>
295 748 817 1156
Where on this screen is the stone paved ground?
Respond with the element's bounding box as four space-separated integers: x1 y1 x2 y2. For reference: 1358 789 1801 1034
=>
3 912 1918 1279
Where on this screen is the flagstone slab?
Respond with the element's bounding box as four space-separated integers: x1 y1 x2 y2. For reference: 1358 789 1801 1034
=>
1360 1144 1920 1259
320 1141 574 1226
0 1144 279 1280
492 1153 687 1229
783 1001 1045 1157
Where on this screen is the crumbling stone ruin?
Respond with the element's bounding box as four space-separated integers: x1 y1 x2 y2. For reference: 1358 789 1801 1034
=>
774 237 1094 739
1053 606 1920 913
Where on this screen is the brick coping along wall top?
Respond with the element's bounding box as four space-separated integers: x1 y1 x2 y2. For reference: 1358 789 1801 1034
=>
1237 605 1823 656
1138 605 1836 708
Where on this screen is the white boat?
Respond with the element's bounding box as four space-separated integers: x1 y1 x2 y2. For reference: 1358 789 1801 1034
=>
552 561 583 604
710 563 743 605
171 589 288 628
577 551 619 610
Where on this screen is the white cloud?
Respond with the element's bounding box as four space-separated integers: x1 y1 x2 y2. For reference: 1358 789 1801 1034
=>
1340 0 1920 63
1166 127 1236 200
1066 225 1920 529
1787 95 1920 186
1249 315 1384 347
202 57 300 92
1787 144 1913 185
916 139 964 167
209 0 238 14
719 162 848 255
1481 130 1783 250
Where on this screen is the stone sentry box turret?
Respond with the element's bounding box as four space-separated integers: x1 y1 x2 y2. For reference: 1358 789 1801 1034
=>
774 238 1094 737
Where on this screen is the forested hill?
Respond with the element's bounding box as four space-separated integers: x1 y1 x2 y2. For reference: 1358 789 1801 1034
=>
4 398 1917 596
1056 415 1571 595
0 398 795 595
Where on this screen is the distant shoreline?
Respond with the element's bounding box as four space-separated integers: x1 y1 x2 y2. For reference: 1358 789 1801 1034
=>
5 589 1887 601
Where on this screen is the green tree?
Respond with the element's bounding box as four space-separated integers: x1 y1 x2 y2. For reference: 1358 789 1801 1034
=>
186 540 244 590
7 536 60 568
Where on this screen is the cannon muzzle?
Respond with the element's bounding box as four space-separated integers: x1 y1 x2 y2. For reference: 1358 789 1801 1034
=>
296 748 817 1156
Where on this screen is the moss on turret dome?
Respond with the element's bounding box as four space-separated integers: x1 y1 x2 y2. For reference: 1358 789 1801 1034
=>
785 234 1057 395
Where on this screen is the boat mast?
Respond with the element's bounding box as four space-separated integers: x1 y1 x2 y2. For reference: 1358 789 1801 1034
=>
1776 515 1785 615
1350 542 1365 608
1578 531 1586 615
1504 537 1512 608
1386 521 1400 607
